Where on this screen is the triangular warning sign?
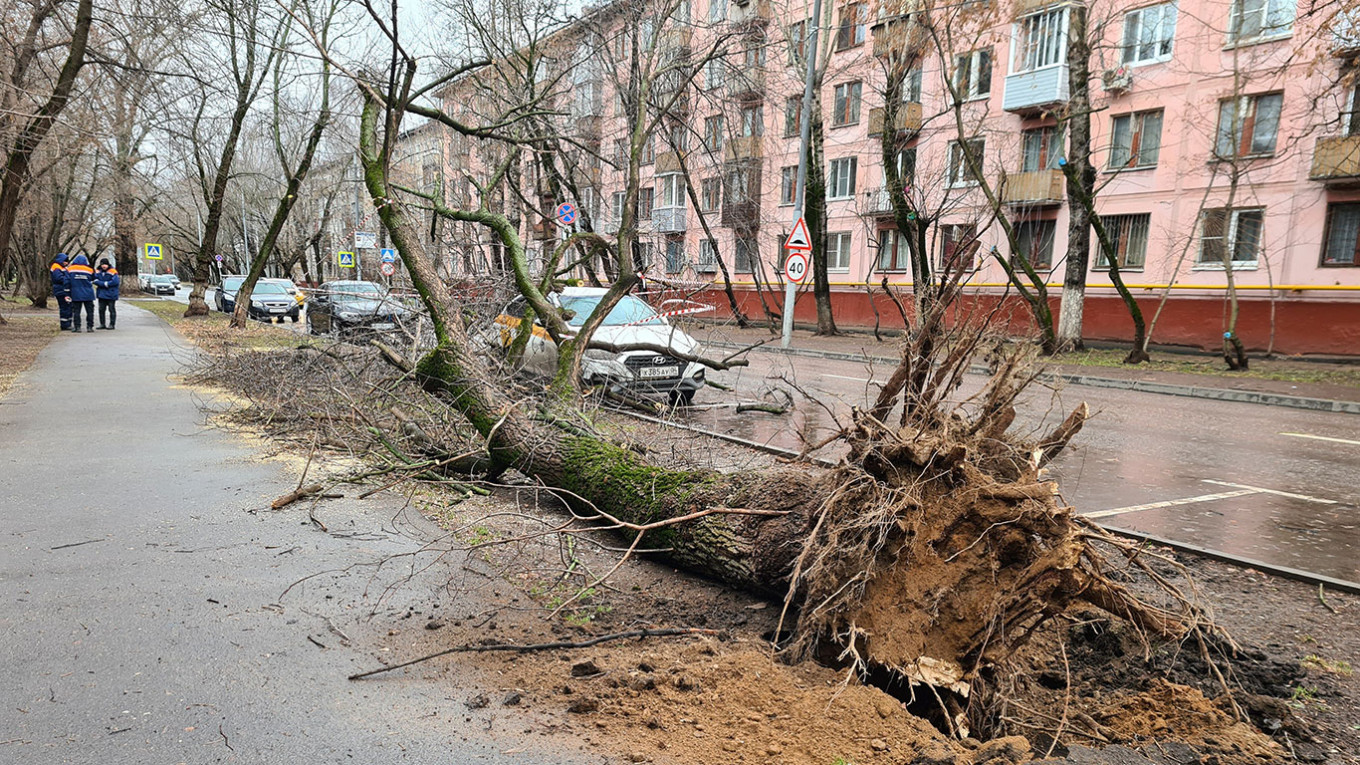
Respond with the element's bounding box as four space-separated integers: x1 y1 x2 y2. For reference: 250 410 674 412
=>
784 217 811 250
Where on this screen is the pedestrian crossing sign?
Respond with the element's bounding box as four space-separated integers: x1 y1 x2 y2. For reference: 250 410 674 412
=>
338 251 356 268
145 243 163 260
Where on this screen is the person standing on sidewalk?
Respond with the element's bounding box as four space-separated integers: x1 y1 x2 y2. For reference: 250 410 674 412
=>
66 253 96 333
49 254 72 331
93 260 120 330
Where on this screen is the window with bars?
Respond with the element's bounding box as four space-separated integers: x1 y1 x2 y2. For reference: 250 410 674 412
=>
1014 220 1056 269
828 157 857 198
953 49 992 101
947 138 984 187
826 232 852 270
1013 8 1069 73
704 115 725 153
835 3 867 50
701 177 721 211
785 96 802 137
1198 207 1264 265
698 239 719 271
877 230 911 271
780 166 797 205
940 224 977 272
1110 110 1163 168
1215 93 1283 157
1095 214 1151 269
1122 3 1177 64
1322 204 1360 266
1229 0 1295 43
832 81 862 126
1021 126 1064 171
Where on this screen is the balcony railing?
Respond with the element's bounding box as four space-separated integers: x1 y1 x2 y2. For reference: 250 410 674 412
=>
867 102 923 135
656 150 685 174
1311 135 1360 181
871 15 920 58
724 136 763 161
1003 65 1070 113
1001 169 1065 205
653 206 687 233
726 69 765 99
731 0 772 28
721 199 761 230
861 188 898 216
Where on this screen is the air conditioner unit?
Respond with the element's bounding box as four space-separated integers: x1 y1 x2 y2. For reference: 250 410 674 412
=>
1102 67 1132 93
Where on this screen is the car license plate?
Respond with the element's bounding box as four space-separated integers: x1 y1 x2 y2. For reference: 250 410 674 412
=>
370 322 395 330
269 308 285 314
637 366 678 379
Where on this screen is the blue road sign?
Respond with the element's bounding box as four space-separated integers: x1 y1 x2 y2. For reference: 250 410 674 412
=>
338 251 356 268
145 243 163 260
380 248 397 263
555 201 577 226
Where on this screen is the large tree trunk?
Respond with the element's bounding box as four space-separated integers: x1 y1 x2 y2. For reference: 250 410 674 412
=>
807 95 838 336
1056 4 1092 353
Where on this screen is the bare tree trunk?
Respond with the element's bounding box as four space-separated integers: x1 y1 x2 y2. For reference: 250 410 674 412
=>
1056 4 1091 353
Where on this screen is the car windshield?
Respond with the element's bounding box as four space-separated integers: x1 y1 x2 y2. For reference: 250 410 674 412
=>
252 283 288 295
331 282 384 302
153 275 174 283
222 277 244 291
559 295 664 327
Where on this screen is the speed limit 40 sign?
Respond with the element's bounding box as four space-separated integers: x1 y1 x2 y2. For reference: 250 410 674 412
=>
784 250 810 284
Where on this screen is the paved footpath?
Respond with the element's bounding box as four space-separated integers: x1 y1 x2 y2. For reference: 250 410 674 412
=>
0 305 582 763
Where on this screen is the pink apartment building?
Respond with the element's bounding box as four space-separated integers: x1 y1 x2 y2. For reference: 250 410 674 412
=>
436 0 1360 355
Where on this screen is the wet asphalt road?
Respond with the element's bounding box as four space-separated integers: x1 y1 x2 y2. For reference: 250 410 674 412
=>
0 305 585 763
697 350 1360 585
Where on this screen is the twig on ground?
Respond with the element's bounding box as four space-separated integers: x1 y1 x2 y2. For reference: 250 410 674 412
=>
1318 583 1339 614
271 483 325 510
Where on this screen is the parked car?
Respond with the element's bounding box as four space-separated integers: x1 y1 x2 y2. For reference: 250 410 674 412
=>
214 276 245 313
144 274 176 295
306 280 410 337
168 274 181 289
493 287 705 405
215 276 300 322
263 278 307 311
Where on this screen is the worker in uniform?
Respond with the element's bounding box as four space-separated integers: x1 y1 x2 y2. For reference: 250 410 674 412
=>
66 253 96 333
50 253 72 331
93 260 121 330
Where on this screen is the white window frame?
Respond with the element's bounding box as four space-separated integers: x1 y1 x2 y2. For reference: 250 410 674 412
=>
1345 84 1360 138
827 231 852 270
952 49 992 101
740 104 764 137
1011 8 1069 74
1196 207 1264 269
705 58 726 91
611 191 626 222
1109 110 1163 169
1122 3 1178 65
827 157 857 199
657 173 687 209
1227 0 1295 45
1214 93 1283 159
709 0 727 23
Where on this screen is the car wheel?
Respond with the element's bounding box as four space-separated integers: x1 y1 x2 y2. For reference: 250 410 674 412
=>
289 314 299 323
669 389 695 407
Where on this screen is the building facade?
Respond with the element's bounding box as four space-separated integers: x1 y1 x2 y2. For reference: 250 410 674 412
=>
434 0 1360 355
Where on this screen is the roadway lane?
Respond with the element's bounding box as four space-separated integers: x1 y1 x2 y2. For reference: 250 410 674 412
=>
695 350 1360 584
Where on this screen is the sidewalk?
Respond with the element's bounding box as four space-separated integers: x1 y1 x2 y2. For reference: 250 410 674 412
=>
685 322 1360 414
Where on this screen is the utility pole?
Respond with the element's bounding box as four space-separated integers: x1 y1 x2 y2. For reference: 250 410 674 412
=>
353 173 364 281
782 0 822 349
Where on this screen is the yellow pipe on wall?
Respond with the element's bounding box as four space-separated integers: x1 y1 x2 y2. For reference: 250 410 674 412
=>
710 280 1360 292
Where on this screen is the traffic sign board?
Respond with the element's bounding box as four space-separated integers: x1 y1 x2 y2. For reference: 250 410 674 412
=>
380 247 397 263
555 202 578 226
354 231 377 249
784 218 811 250
338 251 356 268
215 254 224 263
784 251 809 284
145 243 163 260
379 261 396 277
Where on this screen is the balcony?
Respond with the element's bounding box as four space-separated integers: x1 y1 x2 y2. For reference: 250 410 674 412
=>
862 188 896 216
1003 65 1070 114
1014 0 1065 16
1334 11 1360 56
726 69 765 99
724 136 763 161
867 102 923 135
656 150 685 174
1310 135 1360 182
730 0 772 28
653 206 687 233
871 15 920 58
658 26 693 52
721 199 761 230
574 114 602 139
1001 169 1065 205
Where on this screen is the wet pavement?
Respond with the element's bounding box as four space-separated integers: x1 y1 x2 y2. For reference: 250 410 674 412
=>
693 350 1360 585
0 304 585 763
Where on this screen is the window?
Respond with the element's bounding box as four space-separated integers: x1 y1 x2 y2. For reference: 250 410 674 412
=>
947 138 985 187
1345 84 1360 137
1215 93 1283 158
1013 8 1068 73
784 96 802 137
743 43 766 68
671 0 690 25
896 68 923 103
889 147 917 186
701 177 721 211
1014 220 1056 269
1109 110 1163 168
705 59 726 91
835 3 867 49
634 241 655 269
1122 3 1177 64
709 0 727 23
953 49 992 100
788 20 810 65
613 138 628 166
878 230 911 271
657 174 686 208
1322 203 1360 266
665 238 685 273
1021 126 1064 171
740 104 764 137
780 166 798 205
638 186 655 220
611 191 626 222
941 224 977 271
704 115 725 152
827 157 857 198
1095 213 1151 269
698 239 719 271
641 136 656 165
1198 207 1264 265
734 237 756 271
1229 0 1295 43
573 80 601 118
826 232 852 270
667 123 689 151
727 164 756 203
832 81 862 126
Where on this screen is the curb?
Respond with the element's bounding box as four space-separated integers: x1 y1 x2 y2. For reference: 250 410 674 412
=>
704 341 1360 415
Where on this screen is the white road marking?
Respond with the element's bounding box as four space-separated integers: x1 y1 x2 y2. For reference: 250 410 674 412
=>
1279 432 1360 447
1201 479 1337 505
824 374 884 384
1084 489 1260 519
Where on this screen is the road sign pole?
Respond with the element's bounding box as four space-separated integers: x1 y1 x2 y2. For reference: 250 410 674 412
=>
783 0 823 349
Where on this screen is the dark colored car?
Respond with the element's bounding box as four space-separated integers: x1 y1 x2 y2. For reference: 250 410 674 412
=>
306 280 409 337
216 277 300 323
214 276 245 313
144 274 176 295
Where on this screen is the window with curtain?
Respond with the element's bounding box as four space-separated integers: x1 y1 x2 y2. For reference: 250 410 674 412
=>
878 230 911 271
1215 93 1283 157
828 157 858 198
1021 126 1064 171
1322 203 1360 266
1109 110 1163 168
1013 220 1056 269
